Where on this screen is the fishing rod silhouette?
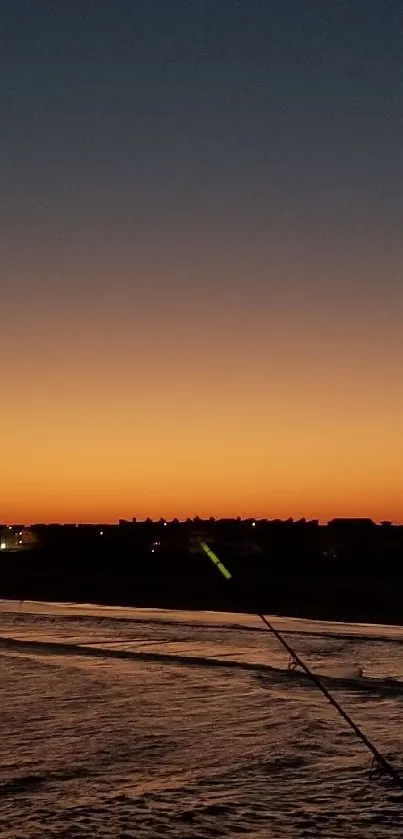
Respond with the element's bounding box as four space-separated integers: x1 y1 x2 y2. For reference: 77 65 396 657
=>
194 535 403 792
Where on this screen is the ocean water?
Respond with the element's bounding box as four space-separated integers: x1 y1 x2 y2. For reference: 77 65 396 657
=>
0 600 402 838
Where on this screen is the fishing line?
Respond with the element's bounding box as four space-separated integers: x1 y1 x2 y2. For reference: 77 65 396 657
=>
196 536 403 791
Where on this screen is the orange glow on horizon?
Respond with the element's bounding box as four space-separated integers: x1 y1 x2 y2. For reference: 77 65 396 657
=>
2 245 402 526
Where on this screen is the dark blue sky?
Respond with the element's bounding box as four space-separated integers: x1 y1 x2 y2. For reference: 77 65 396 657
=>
3 0 403 315
3 0 403 229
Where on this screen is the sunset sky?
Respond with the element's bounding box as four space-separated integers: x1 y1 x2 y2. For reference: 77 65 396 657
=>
2 0 402 523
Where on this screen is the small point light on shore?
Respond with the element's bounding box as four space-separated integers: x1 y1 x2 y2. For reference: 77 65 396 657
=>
252 521 256 527
100 531 104 536
0 542 5 550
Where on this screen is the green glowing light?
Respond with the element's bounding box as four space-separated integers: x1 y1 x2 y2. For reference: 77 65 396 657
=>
198 540 232 580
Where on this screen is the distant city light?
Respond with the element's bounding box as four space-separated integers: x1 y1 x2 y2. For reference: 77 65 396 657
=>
0 542 5 550
100 531 104 536
18 540 22 545
151 548 155 553
163 521 167 526
252 521 256 527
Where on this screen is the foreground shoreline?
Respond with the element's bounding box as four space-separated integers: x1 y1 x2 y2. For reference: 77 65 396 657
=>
0 584 402 628
2 597 403 638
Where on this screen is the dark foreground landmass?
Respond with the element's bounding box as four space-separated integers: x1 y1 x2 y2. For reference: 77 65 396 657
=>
1 517 403 625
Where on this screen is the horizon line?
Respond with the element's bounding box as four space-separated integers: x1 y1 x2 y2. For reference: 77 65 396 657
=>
2 516 402 527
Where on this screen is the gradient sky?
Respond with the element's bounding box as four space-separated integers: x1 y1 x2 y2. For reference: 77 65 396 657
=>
2 0 403 523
